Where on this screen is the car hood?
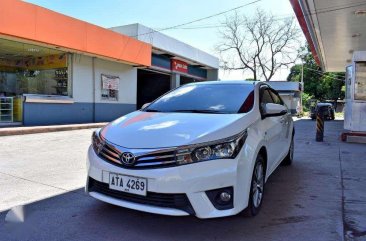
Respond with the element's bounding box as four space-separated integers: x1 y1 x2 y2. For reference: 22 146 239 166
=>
100 111 254 149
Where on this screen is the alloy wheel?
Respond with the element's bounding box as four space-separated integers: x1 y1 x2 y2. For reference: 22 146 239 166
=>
252 163 264 208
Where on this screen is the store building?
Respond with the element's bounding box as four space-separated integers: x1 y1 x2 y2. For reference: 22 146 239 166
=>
268 81 303 115
0 0 219 126
110 23 219 109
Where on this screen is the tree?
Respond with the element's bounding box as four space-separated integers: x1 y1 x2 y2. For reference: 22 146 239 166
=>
287 46 345 107
217 9 301 81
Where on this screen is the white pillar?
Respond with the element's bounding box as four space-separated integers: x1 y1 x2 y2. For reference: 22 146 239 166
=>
171 73 180 89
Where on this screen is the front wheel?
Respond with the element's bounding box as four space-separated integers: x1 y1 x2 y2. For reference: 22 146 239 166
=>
244 155 265 216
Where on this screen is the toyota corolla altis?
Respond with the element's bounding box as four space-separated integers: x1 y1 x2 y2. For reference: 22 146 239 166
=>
86 81 294 219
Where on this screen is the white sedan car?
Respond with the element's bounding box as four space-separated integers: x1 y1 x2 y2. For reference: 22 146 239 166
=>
86 81 294 219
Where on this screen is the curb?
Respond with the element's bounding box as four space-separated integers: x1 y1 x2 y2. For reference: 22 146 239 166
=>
0 123 108 136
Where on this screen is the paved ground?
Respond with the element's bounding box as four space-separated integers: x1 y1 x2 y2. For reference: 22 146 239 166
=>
0 119 365 241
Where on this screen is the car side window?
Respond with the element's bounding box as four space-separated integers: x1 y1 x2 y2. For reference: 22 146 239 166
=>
268 89 284 105
259 88 274 114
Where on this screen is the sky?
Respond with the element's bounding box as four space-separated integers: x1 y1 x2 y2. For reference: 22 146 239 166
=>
25 0 304 80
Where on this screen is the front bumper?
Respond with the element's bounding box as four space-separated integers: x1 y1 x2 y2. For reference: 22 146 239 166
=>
86 145 252 218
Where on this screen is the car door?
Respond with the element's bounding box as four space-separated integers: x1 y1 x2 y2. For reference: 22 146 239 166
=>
268 89 292 159
258 87 284 175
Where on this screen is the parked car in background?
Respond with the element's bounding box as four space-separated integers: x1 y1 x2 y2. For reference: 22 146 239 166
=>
310 102 335 120
86 81 294 219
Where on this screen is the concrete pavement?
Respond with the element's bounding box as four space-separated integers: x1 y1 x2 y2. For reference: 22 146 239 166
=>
0 119 365 241
0 129 95 211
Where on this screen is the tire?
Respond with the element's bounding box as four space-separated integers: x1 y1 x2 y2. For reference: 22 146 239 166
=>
282 135 294 166
244 155 265 217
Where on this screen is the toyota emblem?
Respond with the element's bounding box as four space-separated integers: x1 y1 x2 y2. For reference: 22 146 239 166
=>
120 152 136 166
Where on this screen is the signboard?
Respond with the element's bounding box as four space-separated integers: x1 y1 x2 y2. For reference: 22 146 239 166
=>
171 59 188 73
0 53 67 70
101 74 119 90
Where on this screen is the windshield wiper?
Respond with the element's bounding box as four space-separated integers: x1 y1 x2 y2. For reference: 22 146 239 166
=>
172 109 226 114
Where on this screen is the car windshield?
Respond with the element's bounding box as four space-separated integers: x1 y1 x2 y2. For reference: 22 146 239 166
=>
144 83 254 114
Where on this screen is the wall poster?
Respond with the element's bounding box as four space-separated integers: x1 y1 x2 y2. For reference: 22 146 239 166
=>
101 74 119 101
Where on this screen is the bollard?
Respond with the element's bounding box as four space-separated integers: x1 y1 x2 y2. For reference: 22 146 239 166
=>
315 108 325 142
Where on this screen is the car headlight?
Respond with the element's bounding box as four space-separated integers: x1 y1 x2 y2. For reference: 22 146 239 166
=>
176 130 247 165
92 129 105 154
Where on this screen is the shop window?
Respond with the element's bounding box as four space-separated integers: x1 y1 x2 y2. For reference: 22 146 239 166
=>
355 62 366 101
0 39 71 98
14 55 69 96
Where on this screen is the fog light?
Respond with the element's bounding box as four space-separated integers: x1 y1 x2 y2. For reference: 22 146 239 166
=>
220 192 231 202
206 187 234 210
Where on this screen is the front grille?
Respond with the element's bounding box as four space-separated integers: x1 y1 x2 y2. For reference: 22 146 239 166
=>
97 142 177 169
98 142 122 165
88 178 195 215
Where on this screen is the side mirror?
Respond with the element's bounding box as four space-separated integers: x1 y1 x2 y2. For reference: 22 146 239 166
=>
263 103 287 118
141 103 150 109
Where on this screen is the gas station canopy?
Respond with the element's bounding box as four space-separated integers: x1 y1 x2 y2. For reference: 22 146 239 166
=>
290 0 366 72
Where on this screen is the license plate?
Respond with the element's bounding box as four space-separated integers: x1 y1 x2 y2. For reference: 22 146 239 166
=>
109 173 147 196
